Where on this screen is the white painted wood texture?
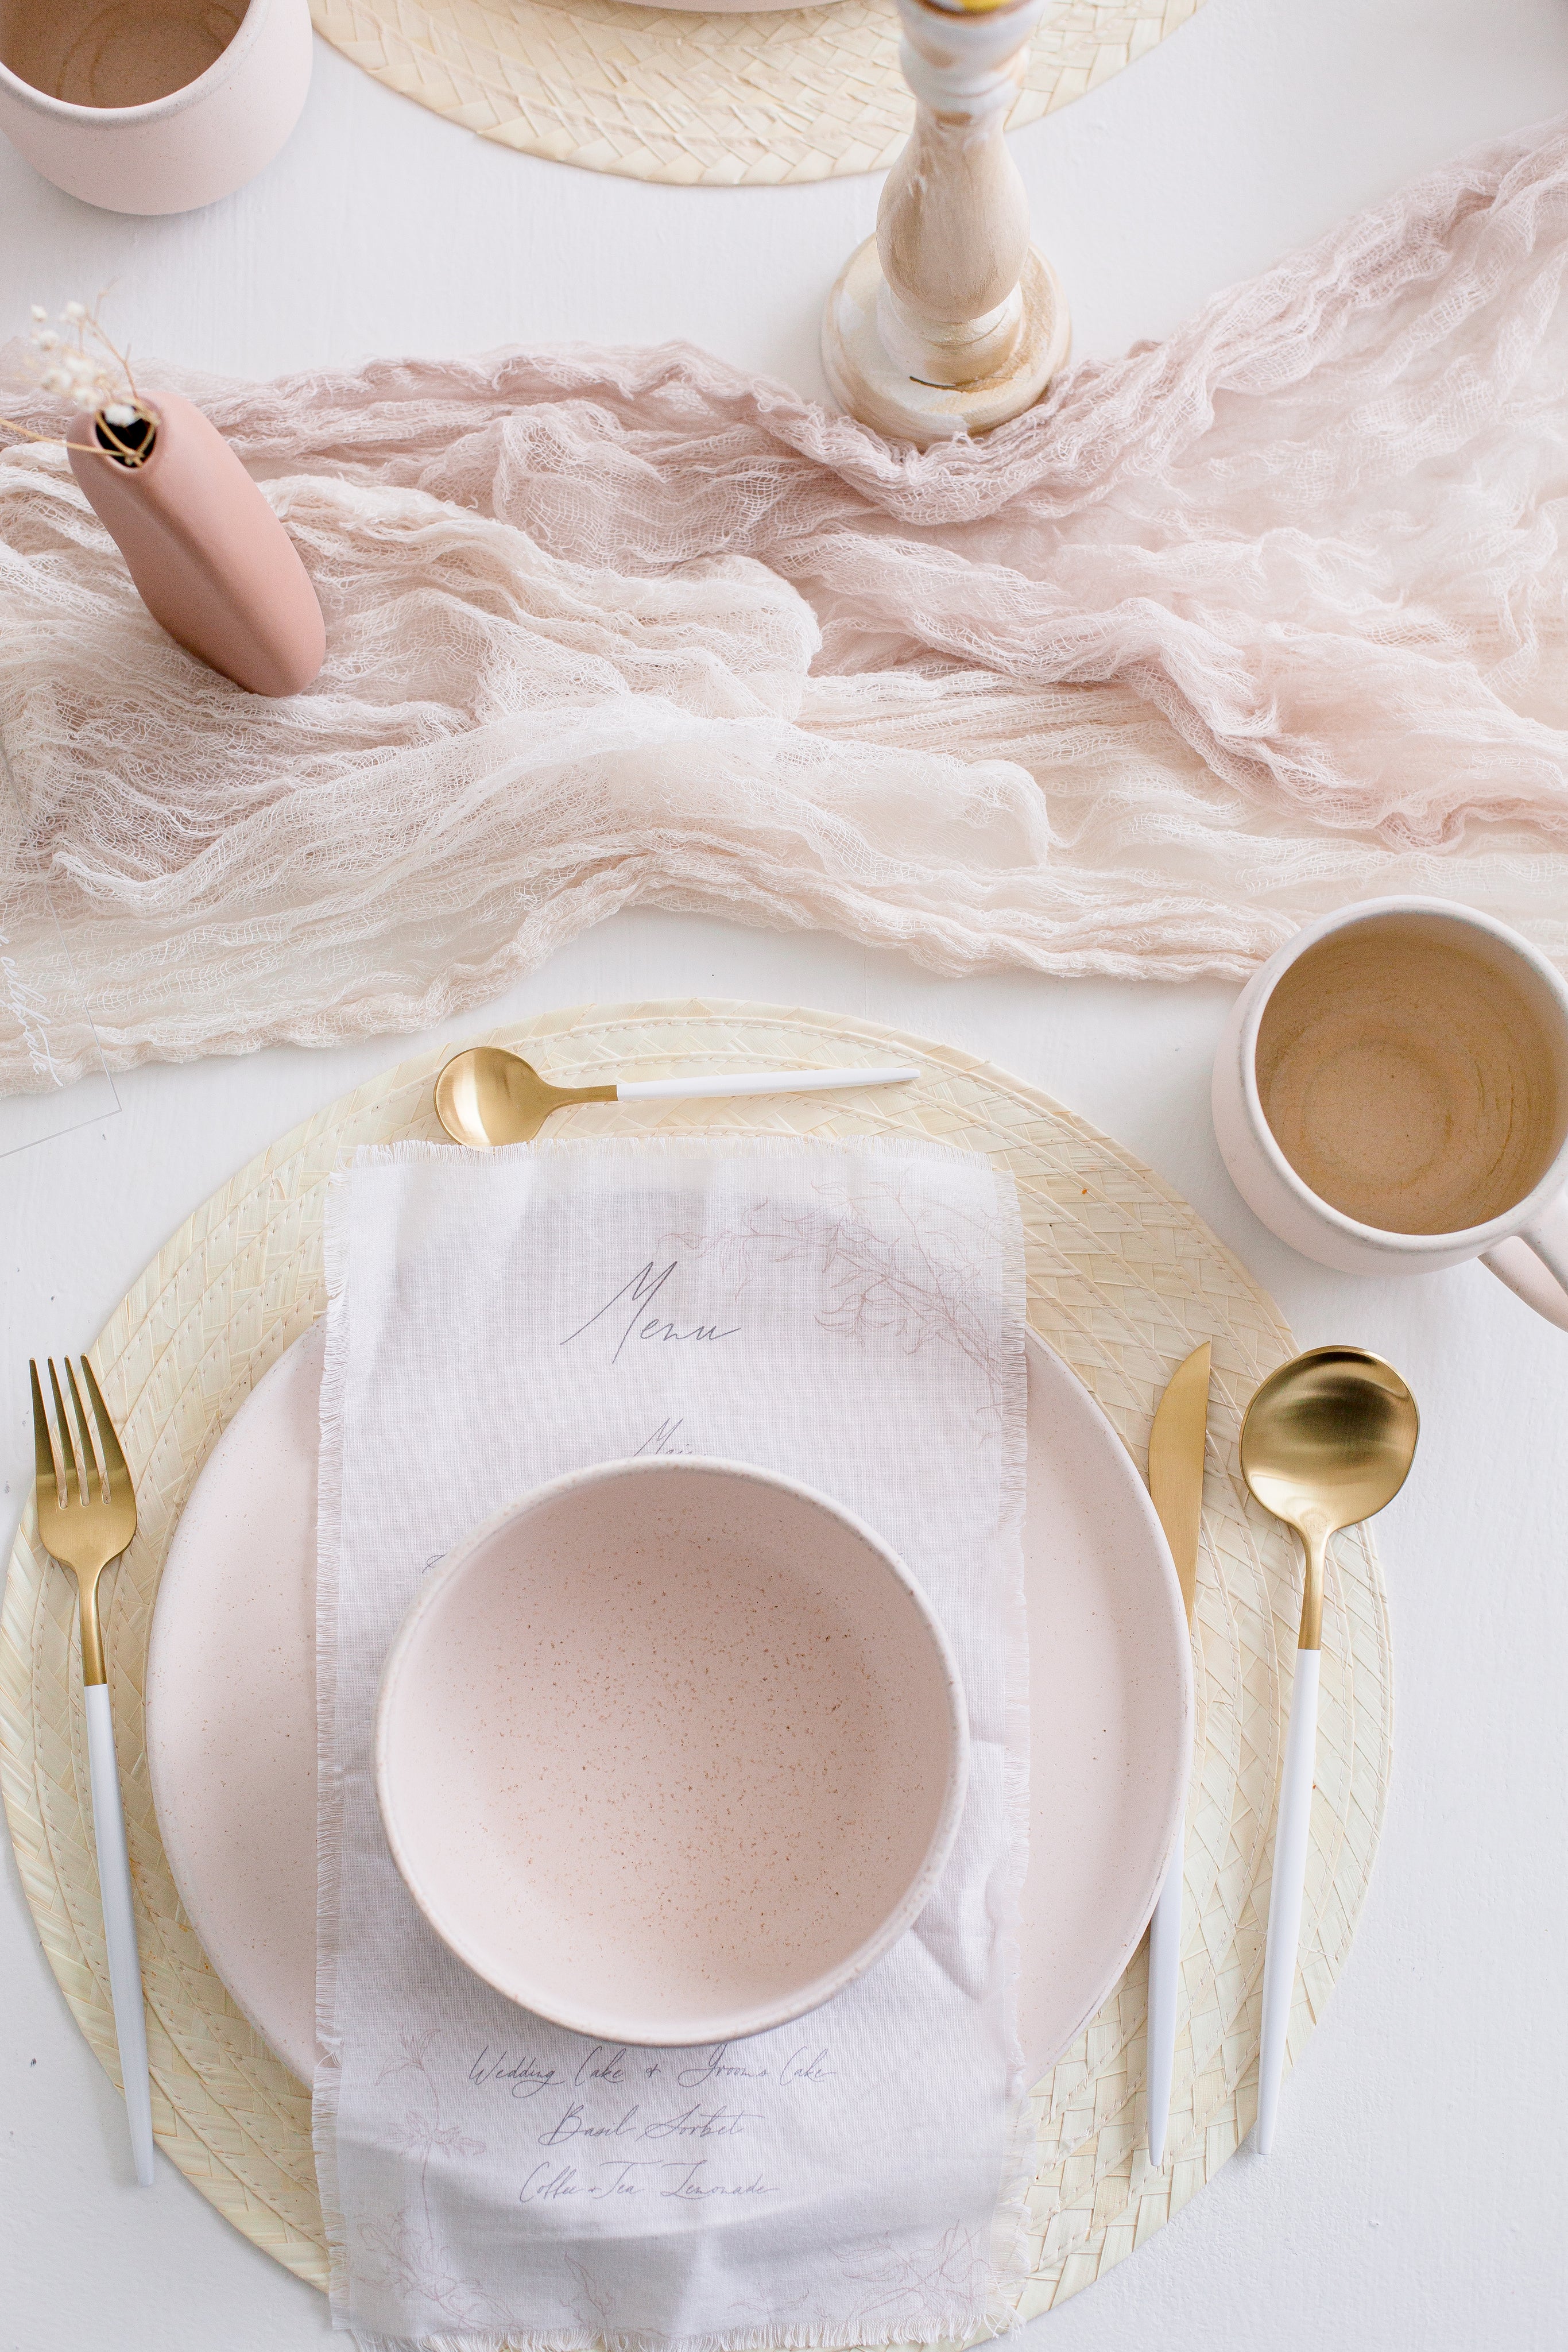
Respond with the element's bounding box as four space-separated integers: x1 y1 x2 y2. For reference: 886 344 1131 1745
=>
3 3 1568 2346
822 0 1071 442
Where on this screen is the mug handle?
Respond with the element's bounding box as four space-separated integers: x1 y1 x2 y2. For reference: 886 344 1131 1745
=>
1481 1190 1568 1332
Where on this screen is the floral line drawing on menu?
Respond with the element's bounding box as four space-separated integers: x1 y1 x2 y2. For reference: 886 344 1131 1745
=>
359 2026 508 2329
563 2252 621 2338
833 2221 990 2330
668 1173 1015 1420
725 2281 830 2335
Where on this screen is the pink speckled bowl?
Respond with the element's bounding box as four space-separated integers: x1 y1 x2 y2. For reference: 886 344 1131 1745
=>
375 1457 968 2047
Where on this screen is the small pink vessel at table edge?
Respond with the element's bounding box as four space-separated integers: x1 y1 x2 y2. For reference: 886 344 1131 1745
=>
0 0 312 215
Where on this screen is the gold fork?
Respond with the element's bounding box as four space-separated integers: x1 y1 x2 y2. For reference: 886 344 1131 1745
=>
31 1357 155 2185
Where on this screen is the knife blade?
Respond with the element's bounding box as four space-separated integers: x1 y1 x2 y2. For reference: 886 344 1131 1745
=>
1144 1339 1210 2168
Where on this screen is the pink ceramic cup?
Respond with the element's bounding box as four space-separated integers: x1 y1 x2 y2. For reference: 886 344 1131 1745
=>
1211 896 1568 1330
376 1457 969 2047
0 0 312 214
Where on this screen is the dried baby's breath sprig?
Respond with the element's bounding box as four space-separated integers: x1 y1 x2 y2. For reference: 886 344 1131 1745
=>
2 298 157 468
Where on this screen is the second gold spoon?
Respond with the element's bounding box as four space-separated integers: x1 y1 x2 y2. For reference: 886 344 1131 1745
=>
1240 1344 1418 2153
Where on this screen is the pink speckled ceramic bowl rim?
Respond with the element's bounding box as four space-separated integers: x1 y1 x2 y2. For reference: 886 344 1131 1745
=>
374 1453 970 2048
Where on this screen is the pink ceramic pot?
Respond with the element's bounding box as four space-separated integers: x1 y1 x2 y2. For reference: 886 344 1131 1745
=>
0 0 312 214
377 1457 969 2047
1211 896 1568 1329
68 388 324 696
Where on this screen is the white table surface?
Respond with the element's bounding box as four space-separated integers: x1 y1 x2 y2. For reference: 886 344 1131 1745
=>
4 2 1567 2345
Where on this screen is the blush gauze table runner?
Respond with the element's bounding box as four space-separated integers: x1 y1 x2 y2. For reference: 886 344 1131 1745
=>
5 115 1568 1093
317 1137 1029 2350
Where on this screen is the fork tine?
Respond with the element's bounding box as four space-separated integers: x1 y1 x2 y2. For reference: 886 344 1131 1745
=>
80 1357 131 1504
29 1361 59 1503
65 1360 106 1504
47 1359 81 1505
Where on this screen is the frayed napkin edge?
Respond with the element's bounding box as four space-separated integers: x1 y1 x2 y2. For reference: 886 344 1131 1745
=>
313 1161 356 2312
347 2309 1021 2352
986 1156 1035 2332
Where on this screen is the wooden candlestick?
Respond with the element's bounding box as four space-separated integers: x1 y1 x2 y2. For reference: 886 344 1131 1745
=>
822 0 1069 447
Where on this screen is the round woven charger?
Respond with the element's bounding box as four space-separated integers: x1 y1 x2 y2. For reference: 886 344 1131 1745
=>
1 1001 1389 2313
309 0 1210 186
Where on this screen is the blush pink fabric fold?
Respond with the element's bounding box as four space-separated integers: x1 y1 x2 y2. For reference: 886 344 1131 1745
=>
3 112 1568 1088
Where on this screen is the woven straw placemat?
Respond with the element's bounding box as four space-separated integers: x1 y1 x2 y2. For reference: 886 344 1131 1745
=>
310 0 1209 187
1 1000 1390 2312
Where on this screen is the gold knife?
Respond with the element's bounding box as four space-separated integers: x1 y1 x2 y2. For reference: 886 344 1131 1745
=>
1144 1339 1210 2167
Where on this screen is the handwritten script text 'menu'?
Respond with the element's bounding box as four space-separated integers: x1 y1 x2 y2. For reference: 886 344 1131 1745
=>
561 1260 740 1367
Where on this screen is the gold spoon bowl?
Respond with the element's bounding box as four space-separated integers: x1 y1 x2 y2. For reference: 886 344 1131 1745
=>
1240 1345 1419 1645
434 1047 614 1148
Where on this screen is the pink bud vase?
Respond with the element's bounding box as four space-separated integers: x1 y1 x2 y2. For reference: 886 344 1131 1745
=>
67 389 325 697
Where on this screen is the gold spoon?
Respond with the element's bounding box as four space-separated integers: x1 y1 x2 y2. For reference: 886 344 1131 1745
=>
1240 1345 1418 2154
433 1044 922 1148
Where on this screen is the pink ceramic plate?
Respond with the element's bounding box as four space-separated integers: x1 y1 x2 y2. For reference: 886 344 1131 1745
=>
377 1458 969 2047
146 1327 1191 2086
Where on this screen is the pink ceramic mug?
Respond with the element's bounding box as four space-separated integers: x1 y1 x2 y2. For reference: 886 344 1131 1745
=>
0 0 311 214
1212 897 1568 1330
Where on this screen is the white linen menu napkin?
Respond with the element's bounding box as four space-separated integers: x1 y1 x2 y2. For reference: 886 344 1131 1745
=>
316 1137 1029 2351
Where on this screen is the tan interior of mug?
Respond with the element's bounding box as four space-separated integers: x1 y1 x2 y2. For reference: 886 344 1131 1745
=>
0 1 243 109
1255 911 1568 1237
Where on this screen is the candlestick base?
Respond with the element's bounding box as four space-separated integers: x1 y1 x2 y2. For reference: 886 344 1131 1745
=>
822 235 1070 448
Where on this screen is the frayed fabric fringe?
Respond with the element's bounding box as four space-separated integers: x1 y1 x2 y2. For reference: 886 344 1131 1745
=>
7 113 1568 1095
349 2314 1013 2352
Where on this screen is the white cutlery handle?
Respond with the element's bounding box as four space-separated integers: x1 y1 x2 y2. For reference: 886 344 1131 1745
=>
615 1066 920 1103
1145 1845 1183 2167
1256 1645 1321 2156
84 1683 156 2186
